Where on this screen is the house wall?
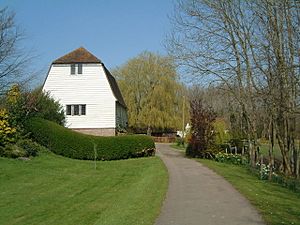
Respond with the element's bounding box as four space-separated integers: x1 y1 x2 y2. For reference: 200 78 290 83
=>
116 102 128 130
43 63 117 130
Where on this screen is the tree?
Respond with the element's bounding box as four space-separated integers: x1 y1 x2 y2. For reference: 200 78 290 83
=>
0 7 31 95
168 0 300 176
186 87 217 158
112 51 188 133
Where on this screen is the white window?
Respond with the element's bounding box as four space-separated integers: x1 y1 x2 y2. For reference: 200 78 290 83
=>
70 64 83 75
66 104 86 116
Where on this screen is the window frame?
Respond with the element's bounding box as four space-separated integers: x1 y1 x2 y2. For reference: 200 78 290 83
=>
70 64 83 75
66 104 87 116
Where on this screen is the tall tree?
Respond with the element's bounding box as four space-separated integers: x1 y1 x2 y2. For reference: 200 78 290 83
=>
167 0 300 175
0 7 31 95
112 51 188 133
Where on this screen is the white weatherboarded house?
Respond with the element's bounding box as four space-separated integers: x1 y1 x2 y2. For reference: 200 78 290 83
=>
43 47 127 136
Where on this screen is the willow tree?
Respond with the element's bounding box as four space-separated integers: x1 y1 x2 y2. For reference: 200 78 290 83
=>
112 52 187 133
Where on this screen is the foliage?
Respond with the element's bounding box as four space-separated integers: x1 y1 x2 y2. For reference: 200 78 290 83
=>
213 118 230 145
199 159 300 225
215 152 248 165
168 0 300 176
175 137 185 147
0 108 17 146
186 91 217 158
0 144 26 158
0 138 44 158
17 139 44 157
4 85 65 132
0 151 168 225
112 51 188 132
29 88 65 125
26 117 155 160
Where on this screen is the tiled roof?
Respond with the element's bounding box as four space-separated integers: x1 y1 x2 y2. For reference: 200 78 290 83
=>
52 47 102 64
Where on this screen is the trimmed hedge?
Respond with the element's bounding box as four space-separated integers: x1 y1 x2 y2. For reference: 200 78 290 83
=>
25 118 155 160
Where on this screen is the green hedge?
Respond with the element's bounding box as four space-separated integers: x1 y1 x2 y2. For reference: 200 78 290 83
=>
25 118 155 160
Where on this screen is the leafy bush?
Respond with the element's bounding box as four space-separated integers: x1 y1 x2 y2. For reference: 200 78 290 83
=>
0 139 45 158
29 88 65 125
186 93 217 158
0 144 26 158
17 139 44 157
0 108 17 146
25 118 155 160
5 85 65 129
215 152 248 165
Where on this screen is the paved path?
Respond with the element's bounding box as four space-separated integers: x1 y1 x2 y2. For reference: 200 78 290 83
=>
155 143 265 225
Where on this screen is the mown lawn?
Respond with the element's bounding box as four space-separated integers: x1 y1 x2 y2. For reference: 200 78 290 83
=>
0 151 168 225
198 159 300 225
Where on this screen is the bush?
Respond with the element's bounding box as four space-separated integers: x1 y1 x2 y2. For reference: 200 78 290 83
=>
0 139 45 158
0 144 26 158
5 85 65 130
17 139 44 157
25 118 155 160
186 92 217 158
0 108 17 146
29 88 65 125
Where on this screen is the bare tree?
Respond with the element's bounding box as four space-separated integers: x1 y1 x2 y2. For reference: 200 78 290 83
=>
168 0 300 176
0 7 31 95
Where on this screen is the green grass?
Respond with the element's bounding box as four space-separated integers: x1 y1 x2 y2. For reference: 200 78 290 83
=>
0 151 168 225
259 143 282 159
169 143 186 152
198 159 300 225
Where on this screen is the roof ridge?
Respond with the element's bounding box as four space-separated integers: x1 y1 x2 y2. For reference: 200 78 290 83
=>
52 47 102 64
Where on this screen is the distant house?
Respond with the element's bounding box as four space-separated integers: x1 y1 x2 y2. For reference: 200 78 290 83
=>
43 47 127 136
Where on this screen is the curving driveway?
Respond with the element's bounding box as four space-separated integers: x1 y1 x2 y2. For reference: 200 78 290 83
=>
155 143 265 225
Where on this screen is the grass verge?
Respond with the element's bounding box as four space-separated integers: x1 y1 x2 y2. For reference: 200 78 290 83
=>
198 159 300 225
169 143 186 152
0 151 168 225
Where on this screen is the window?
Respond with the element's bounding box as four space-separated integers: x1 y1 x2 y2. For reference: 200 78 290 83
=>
81 104 86 115
66 105 71 115
66 104 86 116
74 105 79 115
78 63 82 74
71 64 76 75
70 64 83 75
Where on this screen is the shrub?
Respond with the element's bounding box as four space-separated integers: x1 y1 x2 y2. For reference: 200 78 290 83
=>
5 85 65 129
186 93 217 158
29 88 65 125
0 108 17 146
0 144 26 158
17 139 44 157
25 118 155 160
0 139 45 158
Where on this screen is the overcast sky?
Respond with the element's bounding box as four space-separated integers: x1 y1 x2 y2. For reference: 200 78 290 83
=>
1 0 174 84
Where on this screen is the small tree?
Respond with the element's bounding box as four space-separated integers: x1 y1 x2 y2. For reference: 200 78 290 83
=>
186 91 216 158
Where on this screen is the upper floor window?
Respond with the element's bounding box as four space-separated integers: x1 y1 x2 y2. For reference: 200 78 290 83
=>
70 64 83 75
